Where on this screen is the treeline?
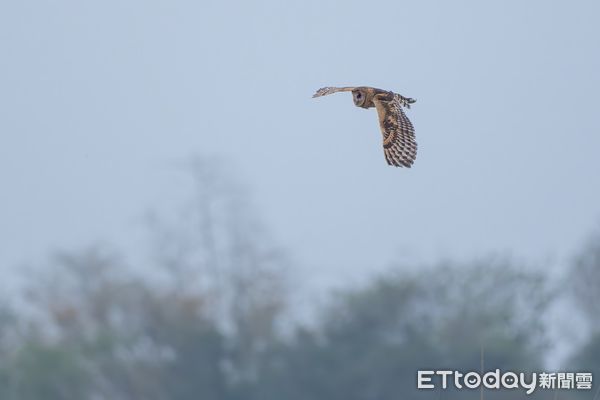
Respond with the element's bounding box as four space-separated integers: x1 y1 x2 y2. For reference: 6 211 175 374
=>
0 163 598 400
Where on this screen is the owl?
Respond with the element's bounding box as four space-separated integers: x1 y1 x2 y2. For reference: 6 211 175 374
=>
312 86 417 168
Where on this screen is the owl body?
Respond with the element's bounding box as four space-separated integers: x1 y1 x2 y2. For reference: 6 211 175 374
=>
312 86 417 168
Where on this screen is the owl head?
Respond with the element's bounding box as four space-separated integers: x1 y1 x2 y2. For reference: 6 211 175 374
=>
352 88 369 108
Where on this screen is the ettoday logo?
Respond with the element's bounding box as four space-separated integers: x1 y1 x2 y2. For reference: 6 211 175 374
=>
417 370 593 395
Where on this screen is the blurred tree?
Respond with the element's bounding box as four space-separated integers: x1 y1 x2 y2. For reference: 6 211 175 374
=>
570 332 600 373
570 227 600 329
146 157 289 385
7 157 289 400
0 304 17 399
13 242 238 400
254 258 551 400
2 156 578 400
7 342 89 400
567 228 600 399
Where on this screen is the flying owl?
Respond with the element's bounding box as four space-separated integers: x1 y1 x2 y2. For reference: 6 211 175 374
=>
312 86 417 168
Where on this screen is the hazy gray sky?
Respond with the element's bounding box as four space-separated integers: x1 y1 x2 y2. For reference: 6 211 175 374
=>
1 0 599 286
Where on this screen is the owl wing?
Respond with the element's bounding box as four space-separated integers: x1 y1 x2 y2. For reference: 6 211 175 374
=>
373 93 417 168
312 86 356 98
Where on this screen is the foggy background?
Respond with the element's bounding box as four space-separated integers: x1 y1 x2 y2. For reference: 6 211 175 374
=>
1 0 599 399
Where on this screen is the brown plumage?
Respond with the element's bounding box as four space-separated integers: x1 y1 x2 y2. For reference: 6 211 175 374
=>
312 86 417 168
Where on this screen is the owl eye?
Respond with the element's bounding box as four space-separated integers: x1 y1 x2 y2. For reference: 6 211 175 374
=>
356 93 362 99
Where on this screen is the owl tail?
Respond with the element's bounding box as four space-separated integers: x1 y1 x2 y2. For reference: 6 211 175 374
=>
396 93 416 108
